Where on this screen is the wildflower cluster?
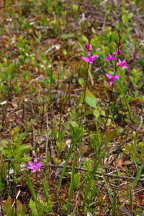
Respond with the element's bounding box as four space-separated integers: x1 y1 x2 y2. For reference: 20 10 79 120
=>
81 42 128 86
105 74 120 86
104 54 116 61
82 43 99 64
27 159 42 173
117 59 128 69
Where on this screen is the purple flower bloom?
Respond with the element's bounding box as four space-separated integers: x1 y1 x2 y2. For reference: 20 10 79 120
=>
105 73 120 86
27 160 42 173
118 43 122 49
84 43 93 51
117 59 128 69
82 55 99 64
104 54 116 61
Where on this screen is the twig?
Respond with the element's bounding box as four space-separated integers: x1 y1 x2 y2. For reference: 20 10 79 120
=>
136 116 143 131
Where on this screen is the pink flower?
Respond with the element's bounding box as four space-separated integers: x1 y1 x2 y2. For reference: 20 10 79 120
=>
27 160 42 173
104 54 116 61
117 59 128 69
105 73 120 86
82 55 99 64
84 43 93 51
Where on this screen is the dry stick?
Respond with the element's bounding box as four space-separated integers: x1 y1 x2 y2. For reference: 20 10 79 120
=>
12 190 21 208
136 116 143 131
72 190 80 215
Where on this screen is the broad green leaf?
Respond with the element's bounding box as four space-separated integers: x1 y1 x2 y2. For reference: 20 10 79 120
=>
85 89 97 108
73 173 81 189
78 78 85 87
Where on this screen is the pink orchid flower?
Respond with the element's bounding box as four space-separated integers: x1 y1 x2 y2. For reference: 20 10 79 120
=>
84 43 93 51
117 59 128 69
105 73 120 86
27 160 42 173
82 55 99 64
104 54 116 61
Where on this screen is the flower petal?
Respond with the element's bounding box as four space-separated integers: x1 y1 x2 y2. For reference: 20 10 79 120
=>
36 162 42 169
91 55 99 61
114 74 120 79
27 161 34 167
105 73 113 79
105 54 116 61
82 56 90 63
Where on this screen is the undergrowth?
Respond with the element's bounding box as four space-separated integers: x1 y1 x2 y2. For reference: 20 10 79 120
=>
0 0 144 215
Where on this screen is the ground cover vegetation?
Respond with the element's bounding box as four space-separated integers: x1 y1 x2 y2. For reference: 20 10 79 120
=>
0 0 144 215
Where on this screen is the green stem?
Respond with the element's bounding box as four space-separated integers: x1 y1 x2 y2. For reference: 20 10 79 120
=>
68 155 76 201
119 80 133 122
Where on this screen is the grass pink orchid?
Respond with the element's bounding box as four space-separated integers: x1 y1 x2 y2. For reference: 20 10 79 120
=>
27 160 42 173
104 54 116 61
105 73 120 86
84 43 93 51
82 55 99 64
117 59 128 69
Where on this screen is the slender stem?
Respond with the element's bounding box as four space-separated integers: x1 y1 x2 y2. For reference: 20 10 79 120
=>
119 81 133 121
81 63 89 115
88 64 94 86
